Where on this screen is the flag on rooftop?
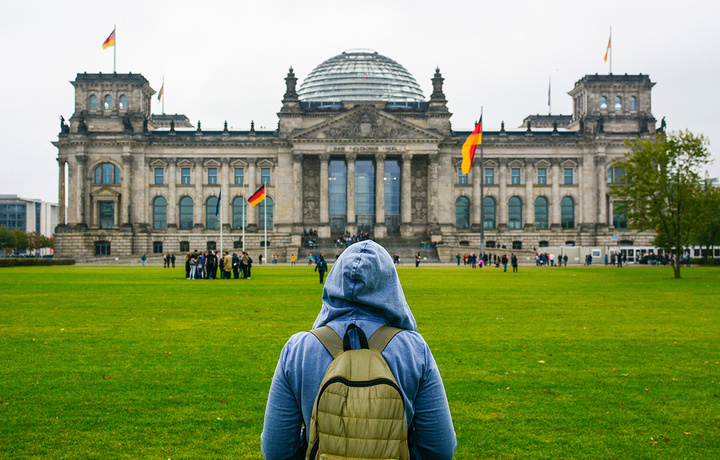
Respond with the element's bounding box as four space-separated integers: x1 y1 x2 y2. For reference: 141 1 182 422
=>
158 82 164 101
102 28 115 49
461 117 482 175
248 185 266 207
604 34 611 62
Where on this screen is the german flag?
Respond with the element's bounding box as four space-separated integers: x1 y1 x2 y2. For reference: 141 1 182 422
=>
461 117 482 175
248 185 266 207
102 28 115 49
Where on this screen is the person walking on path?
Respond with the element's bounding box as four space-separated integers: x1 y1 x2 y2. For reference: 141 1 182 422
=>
261 241 456 459
314 254 328 284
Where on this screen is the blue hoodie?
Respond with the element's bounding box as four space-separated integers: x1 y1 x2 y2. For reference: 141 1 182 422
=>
261 240 456 459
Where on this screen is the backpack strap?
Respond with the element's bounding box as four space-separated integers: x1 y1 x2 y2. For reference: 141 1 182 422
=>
368 325 404 352
310 326 344 358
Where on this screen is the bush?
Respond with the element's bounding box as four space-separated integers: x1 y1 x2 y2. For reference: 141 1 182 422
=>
0 258 75 267
689 257 720 266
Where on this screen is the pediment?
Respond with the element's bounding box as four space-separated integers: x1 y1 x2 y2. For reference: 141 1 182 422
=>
149 159 167 168
508 159 525 168
290 106 444 141
177 159 194 168
204 159 222 167
230 159 248 168
257 159 275 168
535 159 551 168
91 187 121 199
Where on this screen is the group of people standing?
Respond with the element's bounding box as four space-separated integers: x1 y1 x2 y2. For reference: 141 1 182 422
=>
162 254 176 268
184 250 253 280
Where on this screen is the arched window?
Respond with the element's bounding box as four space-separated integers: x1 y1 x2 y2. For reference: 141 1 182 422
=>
104 95 112 109
629 96 637 110
206 196 219 230
119 95 127 110
89 95 98 109
534 196 549 229
179 197 193 230
258 197 274 230
232 196 247 229
508 196 522 229
614 96 622 111
483 196 496 229
153 196 167 230
94 163 120 184
561 196 575 229
599 96 608 110
455 196 470 230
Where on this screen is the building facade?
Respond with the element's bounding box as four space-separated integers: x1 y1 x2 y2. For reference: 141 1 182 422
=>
0 195 57 237
53 51 656 259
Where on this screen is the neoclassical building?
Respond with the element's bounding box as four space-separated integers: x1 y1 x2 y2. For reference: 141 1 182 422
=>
53 50 656 259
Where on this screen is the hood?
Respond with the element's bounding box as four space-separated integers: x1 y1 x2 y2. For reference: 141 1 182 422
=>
312 240 417 331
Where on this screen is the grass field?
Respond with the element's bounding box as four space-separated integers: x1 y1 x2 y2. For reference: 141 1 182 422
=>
1 263 719 459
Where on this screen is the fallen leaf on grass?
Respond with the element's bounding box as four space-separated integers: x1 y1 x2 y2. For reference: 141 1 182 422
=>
538 360 545 364
103 375 110 380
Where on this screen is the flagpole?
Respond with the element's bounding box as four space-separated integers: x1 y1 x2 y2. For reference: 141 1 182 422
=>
548 76 552 115
264 192 267 264
113 24 116 73
242 185 246 252
220 191 223 256
609 26 613 74
479 107 485 259
162 76 165 114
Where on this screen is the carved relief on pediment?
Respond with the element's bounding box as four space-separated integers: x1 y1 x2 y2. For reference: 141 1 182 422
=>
301 110 426 140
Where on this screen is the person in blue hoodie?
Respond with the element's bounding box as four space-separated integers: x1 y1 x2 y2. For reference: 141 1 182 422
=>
261 240 456 459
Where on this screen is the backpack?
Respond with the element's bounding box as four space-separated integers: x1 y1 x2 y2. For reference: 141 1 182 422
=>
307 324 409 460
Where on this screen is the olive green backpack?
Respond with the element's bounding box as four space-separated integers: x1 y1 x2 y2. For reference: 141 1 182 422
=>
307 324 409 460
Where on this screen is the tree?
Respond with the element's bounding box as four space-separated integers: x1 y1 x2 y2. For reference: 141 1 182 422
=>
610 131 711 278
690 178 720 261
0 226 16 255
12 229 29 253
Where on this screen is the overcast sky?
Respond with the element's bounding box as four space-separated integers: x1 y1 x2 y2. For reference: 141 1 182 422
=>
1 0 719 204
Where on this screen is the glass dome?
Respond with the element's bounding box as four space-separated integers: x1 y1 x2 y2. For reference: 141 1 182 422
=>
298 49 425 102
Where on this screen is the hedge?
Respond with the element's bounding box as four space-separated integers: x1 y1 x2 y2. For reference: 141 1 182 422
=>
689 257 720 266
0 258 76 267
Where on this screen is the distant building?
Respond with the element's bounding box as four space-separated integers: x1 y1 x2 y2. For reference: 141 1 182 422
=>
0 195 57 237
53 50 658 259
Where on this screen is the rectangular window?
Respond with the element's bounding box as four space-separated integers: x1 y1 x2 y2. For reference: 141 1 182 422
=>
206 241 217 251
153 241 163 254
181 168 191 185
154 168 164 185
458 168 468 185
511 168 521 185
94 241 111 256
99 202 114 229
208 168 218 185
484 168 494 185
564 168 573 185
261 168 271 185
537 168 547 185
179 241 190 252
234 168 244 185
35 202 41 233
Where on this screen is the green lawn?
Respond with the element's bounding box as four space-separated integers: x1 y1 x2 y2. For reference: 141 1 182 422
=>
0 264 718 459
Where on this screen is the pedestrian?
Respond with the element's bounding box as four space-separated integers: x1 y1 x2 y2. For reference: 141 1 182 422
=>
232 252 240 279
223 252 233 279
170 253 176 268
246 252 253 279
511 253 518 273
314 254 328 284
291 253 296 266
261 241 456 459
163 254 168 268
141 254 146 266
502 254 508 272
415 253 420 267
308 254 313 266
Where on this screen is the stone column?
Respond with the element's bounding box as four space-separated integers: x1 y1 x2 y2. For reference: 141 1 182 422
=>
551 158 561 230
374 153 386 238
121 154 132 226
194 159 203 229
221 158 231 228
167 159 177 228
247 159 257 229
293 153 304 227
57 158 66 226
472 159 481 227
76 153 87 227
428 154 439 226
346 153 356 230
524 162 534 229
400 152 413 237
319 153 330 237
581 154 595 229
597 157 607 227
498 159 507 229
